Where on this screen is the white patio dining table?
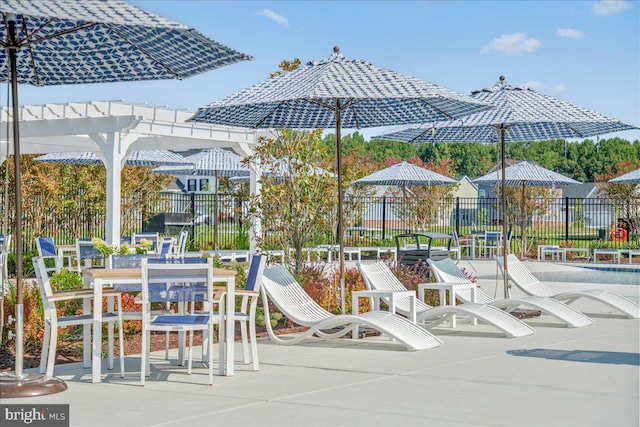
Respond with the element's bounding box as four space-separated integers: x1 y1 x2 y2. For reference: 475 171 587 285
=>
82 266 237 383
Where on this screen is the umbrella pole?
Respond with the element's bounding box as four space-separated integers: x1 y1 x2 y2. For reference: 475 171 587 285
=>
214 170 218 251
500 126 510 298
1 15 66 397
521 183 525 259
335 100 346 315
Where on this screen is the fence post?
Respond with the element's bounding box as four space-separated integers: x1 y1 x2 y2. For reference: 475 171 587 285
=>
381 196 386 241
455 197 460 237
564 197 569 242
189 192 196 248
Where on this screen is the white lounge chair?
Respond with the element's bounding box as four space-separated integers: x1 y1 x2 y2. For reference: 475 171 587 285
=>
427 258 593 328
498 254 639 319
359 262 535 338
260 265 442 351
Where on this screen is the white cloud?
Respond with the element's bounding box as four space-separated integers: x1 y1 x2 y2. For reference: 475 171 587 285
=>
553 85 566 93
592 0 631 16
557 28 585 39
482 33 541 55
256 9 289 27
522 81 545 91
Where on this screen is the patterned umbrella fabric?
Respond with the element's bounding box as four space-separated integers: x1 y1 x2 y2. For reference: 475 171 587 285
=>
471 161 580 187
374 76 639 299
0 0 252 85
610 169 640 184
34 150 191 167
353 161 457 186
189 49 490 128
152 147 249 177
188 46 492 314
375 78 639 143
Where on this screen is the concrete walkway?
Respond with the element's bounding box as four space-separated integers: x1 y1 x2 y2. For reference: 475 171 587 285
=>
15 260 640 426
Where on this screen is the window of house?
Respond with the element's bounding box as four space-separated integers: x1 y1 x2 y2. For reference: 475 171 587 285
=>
199 179 209 191
187 179 196 192
479 189 486 198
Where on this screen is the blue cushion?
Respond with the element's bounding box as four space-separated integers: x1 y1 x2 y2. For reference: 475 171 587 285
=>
151 315 210 325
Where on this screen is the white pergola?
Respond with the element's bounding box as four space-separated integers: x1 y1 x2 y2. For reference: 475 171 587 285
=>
1 100 263 249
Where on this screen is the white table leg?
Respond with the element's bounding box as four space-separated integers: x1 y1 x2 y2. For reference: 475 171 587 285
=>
224 276 235 376
450 288 457 328
92 279 103 383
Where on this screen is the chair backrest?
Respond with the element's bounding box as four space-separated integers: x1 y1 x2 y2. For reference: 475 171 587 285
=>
76 239 103 260
426 258 493 304
36 237 57 257
261 265 333 326
159 237 174 255
485 231 501 242
133 232 159 251
245 254 267 292
358 262 432 313
141 258 213 308
32 257 57 321
496 255 556 297
176 231 189 257
108 253 167 291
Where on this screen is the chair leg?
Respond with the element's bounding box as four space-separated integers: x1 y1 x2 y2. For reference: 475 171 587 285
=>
117 296 125 378
141 329 148 386
240 320 250 364
40 321 50 374
249 318 259 371
208 327 214 385
107 297 114 371
46 321 58 378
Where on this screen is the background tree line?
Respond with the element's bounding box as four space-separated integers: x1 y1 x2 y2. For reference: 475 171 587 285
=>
321 133 640 182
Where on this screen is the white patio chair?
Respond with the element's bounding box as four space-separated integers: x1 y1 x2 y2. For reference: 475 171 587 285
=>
359 262 535 338
159 237 175 256
260 265 443 351
210 253 267 371
174 230 189 257
36 237 74 274
33 257 124 378
427 258 593 328
132 232 160 253
498 255 639 319
140 258 216 386
75 238 104 271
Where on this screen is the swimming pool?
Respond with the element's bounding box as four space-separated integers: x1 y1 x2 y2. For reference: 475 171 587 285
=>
533 270 640 286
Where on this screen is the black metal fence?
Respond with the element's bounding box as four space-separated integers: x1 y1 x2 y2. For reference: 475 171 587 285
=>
5 192 639 254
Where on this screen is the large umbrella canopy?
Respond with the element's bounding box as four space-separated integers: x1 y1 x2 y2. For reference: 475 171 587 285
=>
610 169 640 185
352 161 457 186
188 46 492 314
374 76 639 298
230 157 334 183
34 150 191 167
472 161 580 257
0 0 251 396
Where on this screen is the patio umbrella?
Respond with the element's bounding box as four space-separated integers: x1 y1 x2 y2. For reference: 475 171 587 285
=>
352 161 457 186
471 160 580 257
153 147 249 249
34 149 191 167
1 0 251 397
230 159 334 184
610 169 640 184
188 46 491 314
374 76 639 298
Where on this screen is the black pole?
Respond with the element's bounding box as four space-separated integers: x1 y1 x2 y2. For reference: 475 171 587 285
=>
334 99 345 314
455 197 460 238
381 196 386 240
8 17 24 376
214 170 218 250
564 196 569 242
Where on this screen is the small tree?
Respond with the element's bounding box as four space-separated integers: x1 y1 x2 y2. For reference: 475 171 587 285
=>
595 160 640 242
244 129 335 273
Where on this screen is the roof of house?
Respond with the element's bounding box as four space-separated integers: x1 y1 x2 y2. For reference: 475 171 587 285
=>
562 182 597 199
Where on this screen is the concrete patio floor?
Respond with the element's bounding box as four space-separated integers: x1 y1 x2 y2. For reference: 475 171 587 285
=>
13 260 640 426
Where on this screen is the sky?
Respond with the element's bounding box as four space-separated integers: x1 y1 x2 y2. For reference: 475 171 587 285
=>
9 0 640 142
